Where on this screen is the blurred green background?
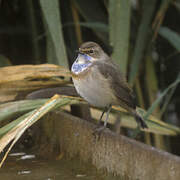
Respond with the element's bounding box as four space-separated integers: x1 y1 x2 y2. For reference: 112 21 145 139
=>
0 0 179 155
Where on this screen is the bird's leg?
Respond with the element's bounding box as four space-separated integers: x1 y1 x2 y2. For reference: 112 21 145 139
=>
103 105 112 127
93 105 112 137
97 107 107 125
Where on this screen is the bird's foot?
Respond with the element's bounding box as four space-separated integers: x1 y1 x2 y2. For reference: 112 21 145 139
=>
92 125 106 141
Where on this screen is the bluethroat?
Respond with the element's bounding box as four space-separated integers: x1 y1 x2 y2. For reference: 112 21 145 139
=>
71 42 148 131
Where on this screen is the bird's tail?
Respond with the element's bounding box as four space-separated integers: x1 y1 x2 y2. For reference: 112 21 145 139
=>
135 113 148 129
130 110 148 129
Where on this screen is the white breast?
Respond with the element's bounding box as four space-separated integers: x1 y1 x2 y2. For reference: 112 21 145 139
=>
72 66 115 107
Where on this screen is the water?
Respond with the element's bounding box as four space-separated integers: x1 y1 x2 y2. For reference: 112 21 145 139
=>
1 152 108 180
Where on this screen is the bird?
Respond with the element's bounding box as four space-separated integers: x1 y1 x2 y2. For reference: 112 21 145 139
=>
71 41 148 131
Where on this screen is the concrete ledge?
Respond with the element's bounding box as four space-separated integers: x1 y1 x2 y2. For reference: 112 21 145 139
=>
45 110 180 180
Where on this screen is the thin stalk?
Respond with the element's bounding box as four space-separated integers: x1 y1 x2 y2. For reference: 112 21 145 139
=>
109 0 131 75
129 0 156 85
71 1 83 45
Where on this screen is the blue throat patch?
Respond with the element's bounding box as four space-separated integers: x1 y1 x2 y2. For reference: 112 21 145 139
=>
71 54 92 74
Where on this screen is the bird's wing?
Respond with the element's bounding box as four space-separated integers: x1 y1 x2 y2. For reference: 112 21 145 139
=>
93 61 136 109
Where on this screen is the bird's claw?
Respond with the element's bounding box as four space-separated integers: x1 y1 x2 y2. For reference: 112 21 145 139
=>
92 125 106 141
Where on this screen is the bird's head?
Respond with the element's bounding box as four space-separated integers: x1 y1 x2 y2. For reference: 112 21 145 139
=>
71 42 108 74
77 41 108 62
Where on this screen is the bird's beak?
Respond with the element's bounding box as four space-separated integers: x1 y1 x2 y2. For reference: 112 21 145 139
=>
75 48 84 55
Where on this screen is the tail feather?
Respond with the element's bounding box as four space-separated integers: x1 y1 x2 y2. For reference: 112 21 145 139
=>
134 114 148 129
121 105 148 129
130 110 148 129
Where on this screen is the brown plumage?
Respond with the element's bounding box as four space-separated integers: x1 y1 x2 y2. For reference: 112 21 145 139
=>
71 42 148 129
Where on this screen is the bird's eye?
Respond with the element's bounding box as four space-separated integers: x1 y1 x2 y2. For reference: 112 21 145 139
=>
89 50 94 53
